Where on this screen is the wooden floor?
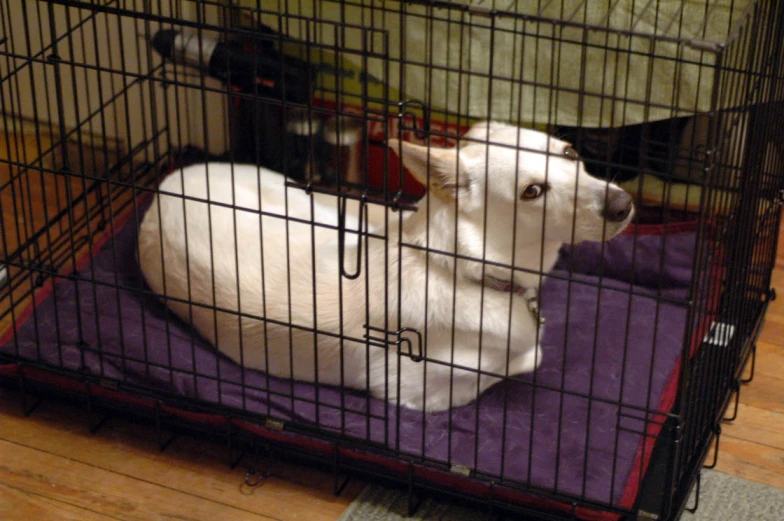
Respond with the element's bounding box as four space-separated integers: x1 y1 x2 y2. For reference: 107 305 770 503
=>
1 142 783 519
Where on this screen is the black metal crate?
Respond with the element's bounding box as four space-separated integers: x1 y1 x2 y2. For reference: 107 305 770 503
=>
1 2 782 520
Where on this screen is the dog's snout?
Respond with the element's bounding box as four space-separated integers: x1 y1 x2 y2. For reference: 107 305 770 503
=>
603 190 633 222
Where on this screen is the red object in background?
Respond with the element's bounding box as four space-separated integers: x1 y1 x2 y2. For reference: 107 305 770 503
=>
375 144 427 197
312 99 468 198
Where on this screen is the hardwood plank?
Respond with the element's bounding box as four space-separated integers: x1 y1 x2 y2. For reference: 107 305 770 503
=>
0 392 363 521
757 320 784 346
744 340 784 380
720 403 784 451
758 302 784 345
0 437 280 521
708 436 784 490
0 482 118 521
737 373 784 415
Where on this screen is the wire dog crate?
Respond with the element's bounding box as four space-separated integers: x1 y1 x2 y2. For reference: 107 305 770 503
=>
1 1 783 520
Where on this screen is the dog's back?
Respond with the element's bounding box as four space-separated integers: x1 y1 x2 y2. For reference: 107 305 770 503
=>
138 163 374 387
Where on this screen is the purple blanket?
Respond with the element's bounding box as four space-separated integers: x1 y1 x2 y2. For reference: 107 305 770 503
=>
1 204 697 511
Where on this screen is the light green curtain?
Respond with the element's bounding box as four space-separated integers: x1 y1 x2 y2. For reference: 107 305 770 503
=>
239 0 755 128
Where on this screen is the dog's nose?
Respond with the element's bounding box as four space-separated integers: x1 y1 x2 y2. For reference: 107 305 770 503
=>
603 190 633 222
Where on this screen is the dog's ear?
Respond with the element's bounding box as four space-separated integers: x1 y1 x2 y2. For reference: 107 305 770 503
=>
388 139 469 200
462 121 513 141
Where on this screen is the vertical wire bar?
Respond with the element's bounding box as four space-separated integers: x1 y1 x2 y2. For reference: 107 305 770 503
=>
524 10 542 488
498 11 528 485
212 1 229 410
350 9 387 448
526 13 557 490
275 8 297 417
677 38 725 488
550 18 579 497
87 8 113 268
371 7 391 448
719 1 765 408
97 0 123 384
357 0 372 439
85 3 112 378
629 27 675 509
445 4 470 467
573 23 602 502
329 9 348 439
393 2 406 443
354 9 373 440
198 1 218 405
226 6 246 413
228 0 246 416
253 1 273 419
138 0 167 382
701 101 734 435
471 11 497 473
436 2 456 466
159 1 186 392
602 10 644 507
15 2 41 278
46 1 90 369
65 2 101 374
305 20 323 428
110 4 138 385
336 17 365 280
376 5 392 444
717 5 766 394
129 0 152 383
32 0 61 248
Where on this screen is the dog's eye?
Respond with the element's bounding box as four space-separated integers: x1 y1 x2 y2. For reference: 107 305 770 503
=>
564 145 579 159
521 184 545 200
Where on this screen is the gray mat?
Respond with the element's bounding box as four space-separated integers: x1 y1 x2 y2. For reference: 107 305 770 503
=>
339 470 784 521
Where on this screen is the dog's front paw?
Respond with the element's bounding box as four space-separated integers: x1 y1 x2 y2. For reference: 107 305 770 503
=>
510 344 543 375
399 387 451 412
397 381 475 412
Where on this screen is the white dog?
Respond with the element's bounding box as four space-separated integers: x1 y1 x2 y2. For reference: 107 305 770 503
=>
137 121 633 411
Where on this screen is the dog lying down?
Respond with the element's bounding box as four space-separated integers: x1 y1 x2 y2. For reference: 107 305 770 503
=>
137 121 634 412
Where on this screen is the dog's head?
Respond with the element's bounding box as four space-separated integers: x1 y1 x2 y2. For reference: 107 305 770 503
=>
388 121 634 279
389 121 633 241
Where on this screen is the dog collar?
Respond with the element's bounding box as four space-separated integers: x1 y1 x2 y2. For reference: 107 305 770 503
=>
479 275 546 325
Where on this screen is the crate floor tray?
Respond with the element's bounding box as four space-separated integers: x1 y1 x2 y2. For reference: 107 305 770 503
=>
1 198 711 520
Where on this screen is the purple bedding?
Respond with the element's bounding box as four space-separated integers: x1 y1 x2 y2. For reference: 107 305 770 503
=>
1 202 699 514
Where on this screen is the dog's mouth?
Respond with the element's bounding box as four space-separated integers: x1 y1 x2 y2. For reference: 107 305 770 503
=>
598 187 635 239
604 202 635 239
572 199 635 243
604 189 634 223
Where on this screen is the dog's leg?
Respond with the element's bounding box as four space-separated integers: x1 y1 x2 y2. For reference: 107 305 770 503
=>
376 343 542 412
375 355 480 412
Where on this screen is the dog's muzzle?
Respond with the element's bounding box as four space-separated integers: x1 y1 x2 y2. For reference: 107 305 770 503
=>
603 189 634 222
